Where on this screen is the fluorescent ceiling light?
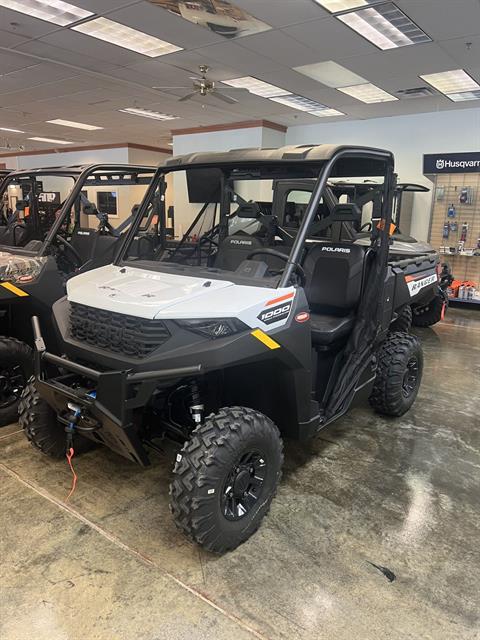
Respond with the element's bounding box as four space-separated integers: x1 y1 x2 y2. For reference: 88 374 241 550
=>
314 0 382 13
338 3 431 50
28 137 73 145
446 90 480 102
0 127 24 133
0 0 93 25
312 0 380 12
119 107 179 121
270 94 330 112
420 69 480 97
72 17 183 57
338 82 397 103
222 76 291 98
270 95 344 117
295 60 366 88
47 119 103 131
310 108 345 117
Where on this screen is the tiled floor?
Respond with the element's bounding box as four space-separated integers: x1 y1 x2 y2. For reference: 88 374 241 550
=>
1 308 479 639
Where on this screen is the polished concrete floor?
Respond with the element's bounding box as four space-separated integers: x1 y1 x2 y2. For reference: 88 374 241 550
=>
1 308 479 640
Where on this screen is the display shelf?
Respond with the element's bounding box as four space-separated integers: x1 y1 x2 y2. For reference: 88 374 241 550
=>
449 298 480 308
428 170 480 294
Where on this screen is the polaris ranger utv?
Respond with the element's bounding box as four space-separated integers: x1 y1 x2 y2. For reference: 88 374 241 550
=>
22 145 438 552
272 178 449 329
0 164 155 425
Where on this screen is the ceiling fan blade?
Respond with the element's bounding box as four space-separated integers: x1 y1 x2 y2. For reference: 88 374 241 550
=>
178 92 198 102
153 86 192 89
211 91 238 104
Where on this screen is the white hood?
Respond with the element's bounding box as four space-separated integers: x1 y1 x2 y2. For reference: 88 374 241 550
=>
67 264 235 319
66 264 292 327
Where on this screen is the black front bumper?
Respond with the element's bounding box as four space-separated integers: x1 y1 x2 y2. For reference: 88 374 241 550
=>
32 316 202 465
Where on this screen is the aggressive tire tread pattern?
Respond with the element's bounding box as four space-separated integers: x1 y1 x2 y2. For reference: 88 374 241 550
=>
369 332 423 417
0 336 32 427
19 379 94 458
170 406 283 553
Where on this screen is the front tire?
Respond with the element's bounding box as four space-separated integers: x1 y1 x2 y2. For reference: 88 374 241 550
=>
19 380 95 458
170 406 283 553
0 337 32 427
370 333 423 417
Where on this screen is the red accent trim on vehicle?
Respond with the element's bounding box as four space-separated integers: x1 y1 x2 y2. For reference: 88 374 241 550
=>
265 292 295 306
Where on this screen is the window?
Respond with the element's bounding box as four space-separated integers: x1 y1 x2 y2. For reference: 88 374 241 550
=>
97 191 118 217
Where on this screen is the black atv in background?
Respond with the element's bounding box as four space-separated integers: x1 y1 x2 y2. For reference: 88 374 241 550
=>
23 144 439 552
0 164 155 425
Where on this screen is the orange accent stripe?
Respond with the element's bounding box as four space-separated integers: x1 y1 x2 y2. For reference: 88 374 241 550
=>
265 292 294 306
405 275 415 282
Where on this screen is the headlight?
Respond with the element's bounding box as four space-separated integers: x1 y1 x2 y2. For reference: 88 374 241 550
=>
176 318 248 339
0 252 47 284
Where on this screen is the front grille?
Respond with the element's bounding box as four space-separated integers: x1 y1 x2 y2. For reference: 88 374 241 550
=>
69 302 170 358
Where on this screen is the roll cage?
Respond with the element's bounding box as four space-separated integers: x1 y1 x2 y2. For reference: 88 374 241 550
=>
0 164 155 258
116 145 396 289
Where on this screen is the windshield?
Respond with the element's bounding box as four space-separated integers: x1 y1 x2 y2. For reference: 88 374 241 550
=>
120 160 389 285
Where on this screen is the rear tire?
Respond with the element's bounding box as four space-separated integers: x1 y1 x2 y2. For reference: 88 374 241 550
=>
412 292 445 327
19 379 95 458
370 333 423 417
170 406 283 553
0 337 32 427
390 305 412 333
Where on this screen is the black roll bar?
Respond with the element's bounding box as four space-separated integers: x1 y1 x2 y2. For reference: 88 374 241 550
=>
279 148 395 288
39 164 155 257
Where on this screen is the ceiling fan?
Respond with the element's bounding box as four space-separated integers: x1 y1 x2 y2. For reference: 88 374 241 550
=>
153 65 242 104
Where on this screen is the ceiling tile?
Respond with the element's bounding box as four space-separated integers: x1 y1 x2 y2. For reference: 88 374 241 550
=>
438 36 480 69
232 0 329 27
396 0 480 41
0 7 59 39
36 29 147 66
284 16 378 58
236 31 320 68
341 43 459 82
16 39 122 75
179 40 284 74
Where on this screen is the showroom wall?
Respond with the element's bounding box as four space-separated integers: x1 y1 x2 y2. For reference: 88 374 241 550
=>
286 108 480 241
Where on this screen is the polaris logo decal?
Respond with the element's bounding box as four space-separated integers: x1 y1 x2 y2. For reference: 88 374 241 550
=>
406 273 438 297
321 246 350 253
230 239 253 246
258 301 292 325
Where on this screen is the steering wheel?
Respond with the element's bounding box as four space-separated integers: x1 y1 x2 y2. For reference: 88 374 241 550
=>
246 248 306 286
53 234 83 269
360 222 372 232
199 235 219 248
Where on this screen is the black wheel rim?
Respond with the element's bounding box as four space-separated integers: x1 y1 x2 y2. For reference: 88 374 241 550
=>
221 450 267 521
0 365 25 409
402 357 419 398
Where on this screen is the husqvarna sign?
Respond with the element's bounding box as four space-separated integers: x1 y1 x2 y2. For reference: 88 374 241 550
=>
424 152 480 174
